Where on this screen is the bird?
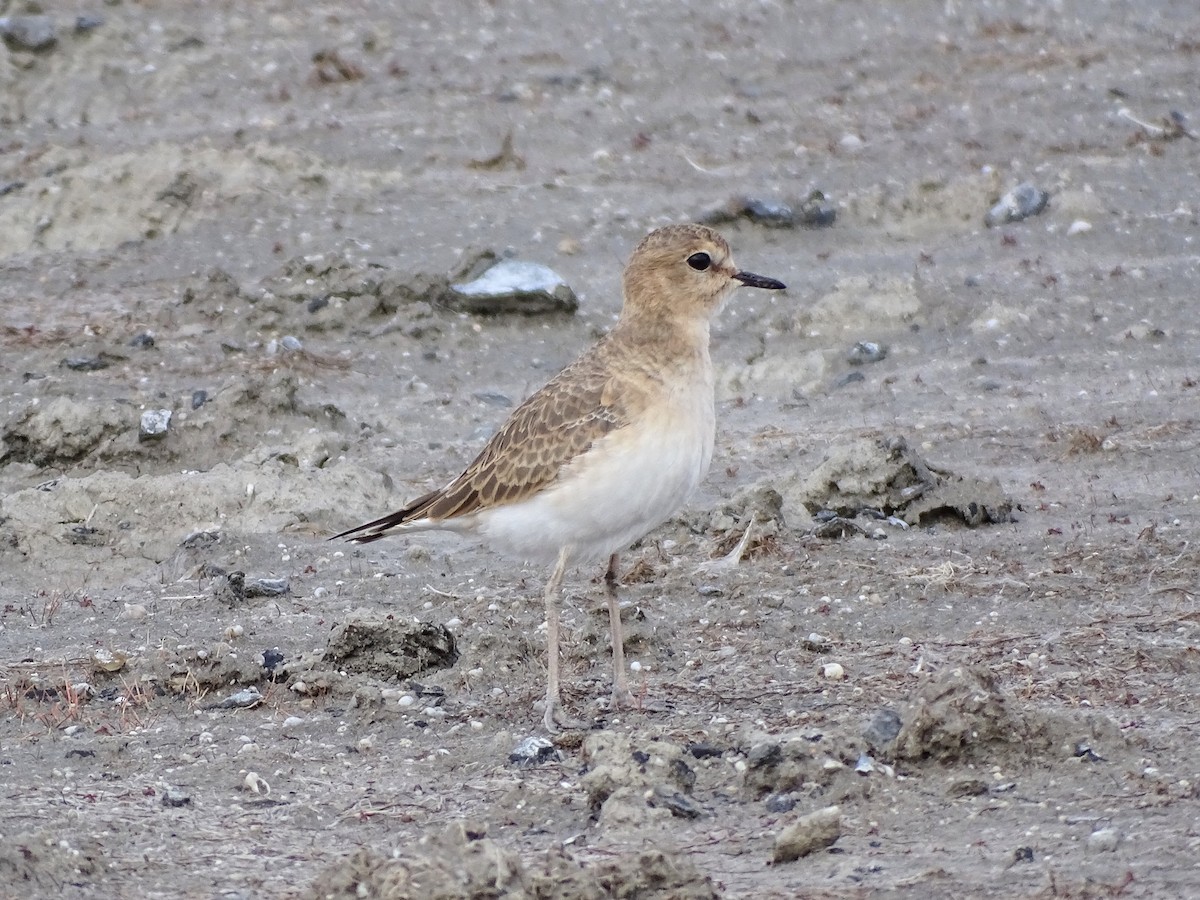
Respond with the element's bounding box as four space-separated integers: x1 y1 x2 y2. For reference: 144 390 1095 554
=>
334 224 786 730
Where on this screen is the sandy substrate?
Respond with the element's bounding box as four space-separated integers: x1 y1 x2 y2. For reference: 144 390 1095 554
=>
2 1 1199 897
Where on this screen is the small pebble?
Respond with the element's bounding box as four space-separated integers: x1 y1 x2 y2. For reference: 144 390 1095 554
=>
74 15 104 33
243 577 289 597
846 341 887 365
862 708 903 750
0 15 57 51
90 648 128 673
985 182 1050 227
1066 219 1092 236
161 786 192 808
821 662 845 680
765 793 795 813
215 686 263 709
1087 827 1119 854
121 603 149 622
838 133 864 154
61 355 109 371
472 389 513 408
139 409 172 441
509 735 561 767
243 771 270 794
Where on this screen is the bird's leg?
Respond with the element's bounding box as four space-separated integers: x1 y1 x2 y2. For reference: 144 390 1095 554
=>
543 546 584 731
605 552 634 709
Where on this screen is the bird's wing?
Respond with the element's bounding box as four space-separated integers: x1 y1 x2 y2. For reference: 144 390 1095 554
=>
334 353 631 542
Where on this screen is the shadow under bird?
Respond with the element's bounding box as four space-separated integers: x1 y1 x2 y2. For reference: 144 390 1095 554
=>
334 223 786 730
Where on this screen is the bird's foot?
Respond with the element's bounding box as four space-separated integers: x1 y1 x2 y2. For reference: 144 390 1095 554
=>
610 680 636 710
607 678 668 715
542 698 588 733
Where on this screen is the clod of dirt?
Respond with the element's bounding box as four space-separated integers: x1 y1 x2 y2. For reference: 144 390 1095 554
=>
0 396 126 466
581 850 719 900
701 483 787 557
0 831 104 890
322 613 459 681
252 252 447 334
179 266 244 311
772 805 842 863
890 666 1045 763
581 731 700 826
163 643 269 693
302 822 525 900
791 435 1013 527
302 822 718 900
741 733 843 799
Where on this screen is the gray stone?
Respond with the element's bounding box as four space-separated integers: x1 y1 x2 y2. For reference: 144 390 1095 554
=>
1087 827 1119 854
1 16 58 52
139 409 172 441
985 182 1050 227
448 259 578 315
863 708 903 750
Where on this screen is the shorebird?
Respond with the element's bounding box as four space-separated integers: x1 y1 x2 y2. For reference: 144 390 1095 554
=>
335 224 785 730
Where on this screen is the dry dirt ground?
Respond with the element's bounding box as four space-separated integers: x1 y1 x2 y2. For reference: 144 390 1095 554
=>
2 1 1199 897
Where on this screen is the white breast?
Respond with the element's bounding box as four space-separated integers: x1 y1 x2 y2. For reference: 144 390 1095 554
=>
476 377 716 565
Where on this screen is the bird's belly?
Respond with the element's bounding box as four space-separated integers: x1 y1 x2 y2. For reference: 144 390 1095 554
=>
477 403 715 565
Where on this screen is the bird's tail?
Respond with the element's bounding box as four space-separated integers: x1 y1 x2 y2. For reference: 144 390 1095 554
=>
330 489 439 543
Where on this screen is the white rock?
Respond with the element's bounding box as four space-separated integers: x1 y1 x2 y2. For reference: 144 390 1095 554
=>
1087 827 1119 853
243 771 270 794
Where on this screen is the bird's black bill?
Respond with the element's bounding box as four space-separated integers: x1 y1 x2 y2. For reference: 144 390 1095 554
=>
733 270 786 290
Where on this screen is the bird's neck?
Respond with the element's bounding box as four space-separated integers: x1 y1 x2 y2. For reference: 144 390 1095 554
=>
611 306 712 358
605 311 712 389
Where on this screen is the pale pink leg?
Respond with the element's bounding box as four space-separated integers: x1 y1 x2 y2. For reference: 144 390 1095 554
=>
605 553 634 708
543 546 584 731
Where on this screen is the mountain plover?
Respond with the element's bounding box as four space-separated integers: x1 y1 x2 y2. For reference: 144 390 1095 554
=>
335 223 786 730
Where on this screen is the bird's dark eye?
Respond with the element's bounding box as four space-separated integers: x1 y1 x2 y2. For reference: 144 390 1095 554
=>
686 252 711 271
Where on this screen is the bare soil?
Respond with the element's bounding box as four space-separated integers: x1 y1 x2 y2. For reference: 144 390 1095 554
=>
2 1 1199 897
